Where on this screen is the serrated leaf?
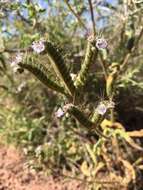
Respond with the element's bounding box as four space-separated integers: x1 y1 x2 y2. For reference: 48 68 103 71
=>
45 41 76 97
19 56 69 97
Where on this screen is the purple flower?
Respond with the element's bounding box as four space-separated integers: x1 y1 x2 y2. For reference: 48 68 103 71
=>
31 40 45 54
96 38 107 50
55 108 64 118
55 104 73 118
96 103 107 115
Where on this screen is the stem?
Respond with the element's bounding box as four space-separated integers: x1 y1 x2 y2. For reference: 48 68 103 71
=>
99 53 108 80
88 0 96 36
110 108 115 123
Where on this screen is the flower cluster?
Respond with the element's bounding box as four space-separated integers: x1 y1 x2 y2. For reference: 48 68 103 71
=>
31 39 45 54
11 53 23 72
96 38 107 50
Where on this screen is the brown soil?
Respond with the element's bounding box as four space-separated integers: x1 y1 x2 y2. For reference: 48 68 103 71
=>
0 145 84 190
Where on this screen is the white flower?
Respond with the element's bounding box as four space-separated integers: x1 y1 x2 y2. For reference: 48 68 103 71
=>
55 108 64 118
31 40 45 53
17 82 26 92
96 38 107 50
70 73 76 80
96 103 107 115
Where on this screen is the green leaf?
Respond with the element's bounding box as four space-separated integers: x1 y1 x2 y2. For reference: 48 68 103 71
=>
44 41 76 97
19 56 69 97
